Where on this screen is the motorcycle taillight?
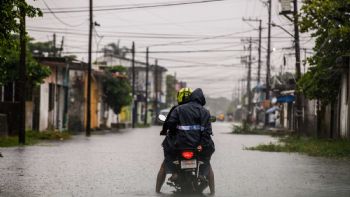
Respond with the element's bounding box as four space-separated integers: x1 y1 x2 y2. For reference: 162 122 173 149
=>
182 151 194 159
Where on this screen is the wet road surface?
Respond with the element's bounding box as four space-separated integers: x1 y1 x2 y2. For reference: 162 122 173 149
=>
1 122 350 197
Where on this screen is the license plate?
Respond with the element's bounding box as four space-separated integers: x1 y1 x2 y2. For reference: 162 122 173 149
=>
180 159 197 169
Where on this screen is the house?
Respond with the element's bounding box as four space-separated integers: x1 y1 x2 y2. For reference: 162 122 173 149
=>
252 84 267 125
29 57 88 132
82 70 121 130
268 73 297 129
298 56 349 139
337 56 350 138
95 55 167 124
318 56 350 139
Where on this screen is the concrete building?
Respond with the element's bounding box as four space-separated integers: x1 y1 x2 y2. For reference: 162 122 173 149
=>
31 57 87 132
95 55 168 124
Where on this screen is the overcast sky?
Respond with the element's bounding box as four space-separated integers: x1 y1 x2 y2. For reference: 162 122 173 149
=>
27 0 314 99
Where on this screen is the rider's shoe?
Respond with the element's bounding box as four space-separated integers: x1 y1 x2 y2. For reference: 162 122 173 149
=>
197 175 206 182
168 173 178 182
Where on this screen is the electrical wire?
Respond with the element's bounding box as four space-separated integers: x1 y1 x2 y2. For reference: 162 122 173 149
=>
42 0 231 14
61 49 246 54
42 0 88 27
101 17 243 29
28 26 211 38
148 29 257 47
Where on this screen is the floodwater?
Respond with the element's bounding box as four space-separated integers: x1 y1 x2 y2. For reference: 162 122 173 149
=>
1 122 350 197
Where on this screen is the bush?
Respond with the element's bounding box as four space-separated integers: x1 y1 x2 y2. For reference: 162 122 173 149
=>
0 130 71 147
246 136 350 159
232 121 260 134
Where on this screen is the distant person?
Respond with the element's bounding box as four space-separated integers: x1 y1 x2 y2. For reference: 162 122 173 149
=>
268 112 276 127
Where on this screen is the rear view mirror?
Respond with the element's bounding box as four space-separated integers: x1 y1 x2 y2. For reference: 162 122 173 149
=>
209 116 216 123
158 114 167 122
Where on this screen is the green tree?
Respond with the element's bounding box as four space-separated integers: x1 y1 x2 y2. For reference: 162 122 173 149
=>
0 38 51 86
0 0 41 43
165 75 177 107
102 66 132 115
298 0 350 104
0 0 47 86
28 40 54 57
102 42 129 58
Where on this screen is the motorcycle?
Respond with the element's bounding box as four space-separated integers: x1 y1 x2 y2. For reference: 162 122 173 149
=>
158 114 215 194
167 148 209 193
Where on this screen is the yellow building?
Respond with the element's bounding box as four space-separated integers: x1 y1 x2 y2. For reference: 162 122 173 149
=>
84 72 101 129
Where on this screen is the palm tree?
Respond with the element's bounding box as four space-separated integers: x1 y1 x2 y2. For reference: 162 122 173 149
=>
102 41 130 58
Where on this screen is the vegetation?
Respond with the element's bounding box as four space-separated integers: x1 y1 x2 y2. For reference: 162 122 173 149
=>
246 135 350 159
298 0 350 104
232 122 260 134
0 1 50 86
0 38 52 86
0 130 71 147
136 123 151 128
0 0 42 43
232 123 289 137
102 65 132 115
166 75 177 107
102 42 129 58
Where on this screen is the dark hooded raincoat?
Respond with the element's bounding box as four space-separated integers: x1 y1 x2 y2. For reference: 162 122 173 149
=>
162 88 215 174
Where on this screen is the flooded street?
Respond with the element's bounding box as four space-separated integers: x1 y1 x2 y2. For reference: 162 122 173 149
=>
1 123 350 197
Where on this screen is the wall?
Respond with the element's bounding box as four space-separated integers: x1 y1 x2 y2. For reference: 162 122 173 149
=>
302 99 318 137
119 106 131 123
84 74 104 129
25 102 33 130
39 83 49 131
106 108 118 127
339 71 349 138
68 71 85 132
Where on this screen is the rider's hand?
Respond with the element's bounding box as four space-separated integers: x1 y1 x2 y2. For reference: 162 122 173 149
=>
197 145 203 152
160 130 167 135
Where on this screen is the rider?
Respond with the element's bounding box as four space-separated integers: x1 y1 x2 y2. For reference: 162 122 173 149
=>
156 87 193 193
156 88 215 194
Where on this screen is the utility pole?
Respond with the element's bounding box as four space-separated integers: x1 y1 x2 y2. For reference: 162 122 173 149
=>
154 60 159 118
242 18 262 84
53 33 56 57
59 36 64 57
247 37 253 124
242 18 263 125
174 72 177 105
18 2 26 145
278 0 303 133
265 0 272 127
293 0 302 135
131 42 136 128
258 20 262 84
86 0 93 137
144 47 149 126
303 48 307 73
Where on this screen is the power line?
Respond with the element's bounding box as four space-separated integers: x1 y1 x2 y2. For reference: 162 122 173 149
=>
28 26 212 38
42 0 87 27
27 29 213 39
42 0 230 14
102 17 243 29
62 49 246 54
28 28 311 41
148 29 257 47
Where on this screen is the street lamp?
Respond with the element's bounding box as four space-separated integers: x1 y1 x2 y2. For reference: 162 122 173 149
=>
271 23 295 38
